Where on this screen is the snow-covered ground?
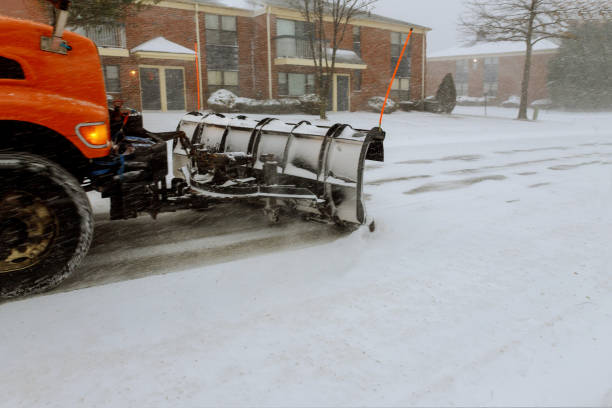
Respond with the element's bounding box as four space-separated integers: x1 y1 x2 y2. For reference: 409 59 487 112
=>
1 107 612 407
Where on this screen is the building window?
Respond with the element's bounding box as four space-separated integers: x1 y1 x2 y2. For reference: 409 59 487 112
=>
206 14 239 95
483 57 498 97
456 82 468 96
103 65 121 93
205 14 237 46
354 71 361 91
278 72 315 96
483 81 498 98
207 70 239 95
139 67 186 111
391 77 410 101
455 59 469 96
391 32 411 101
391 32 411 75
275 19 314 58
73 24 126 48
353 26 361 57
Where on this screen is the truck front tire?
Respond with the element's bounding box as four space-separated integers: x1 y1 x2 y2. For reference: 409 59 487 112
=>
0 153 93 298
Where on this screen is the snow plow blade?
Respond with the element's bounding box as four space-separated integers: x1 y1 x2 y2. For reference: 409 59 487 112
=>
175 112 385 226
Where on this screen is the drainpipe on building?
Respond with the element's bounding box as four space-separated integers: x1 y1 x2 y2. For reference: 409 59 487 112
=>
195 3 204 109
266 5 273 99
421 32 426 107
251 33 256 97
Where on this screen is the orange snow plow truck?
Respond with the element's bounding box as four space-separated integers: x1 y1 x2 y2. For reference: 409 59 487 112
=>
0 1 385 298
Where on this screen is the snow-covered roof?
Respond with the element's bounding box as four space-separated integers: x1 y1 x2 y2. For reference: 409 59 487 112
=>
251 0 429 30
332 49 365 65
195 0 260 10
428 40 559 60
131 37 196 55
358 11 430 31
154 0 427 30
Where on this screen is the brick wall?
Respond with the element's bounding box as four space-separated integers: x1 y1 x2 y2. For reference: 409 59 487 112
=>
3 0 51 24
409 33 425 101
426 59 454 97
121 5 198 111
351 26 388 110
237 16 256 99
246 16 426 111
4 1 428 112
427 52 555 103
252 14 270 100
354 29 426 110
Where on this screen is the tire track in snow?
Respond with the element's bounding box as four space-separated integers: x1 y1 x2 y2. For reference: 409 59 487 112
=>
495 146 570 155
549 161 601 171
52 204 346 294
366 175 432 186
404 175 507 195
406 299 609 406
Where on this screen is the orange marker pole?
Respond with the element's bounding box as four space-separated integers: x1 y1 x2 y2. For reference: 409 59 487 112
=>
194 42 201 111
379 28 413 129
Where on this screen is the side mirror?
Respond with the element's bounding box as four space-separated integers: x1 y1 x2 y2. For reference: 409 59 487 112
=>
40 0 72 54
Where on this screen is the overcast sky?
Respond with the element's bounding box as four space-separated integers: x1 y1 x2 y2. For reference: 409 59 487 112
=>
373 0 468 52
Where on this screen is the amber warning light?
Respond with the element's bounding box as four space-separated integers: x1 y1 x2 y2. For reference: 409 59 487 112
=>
76 122 110 148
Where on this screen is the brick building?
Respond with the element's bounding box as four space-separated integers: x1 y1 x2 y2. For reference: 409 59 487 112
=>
427 41 558 104
4 0 430 112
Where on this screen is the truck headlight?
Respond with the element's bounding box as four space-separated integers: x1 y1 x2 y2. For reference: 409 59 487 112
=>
76 122 110 148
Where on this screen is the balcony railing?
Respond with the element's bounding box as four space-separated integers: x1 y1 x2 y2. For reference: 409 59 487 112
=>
72 24 127 48
275 36 331 60
276 36 312 59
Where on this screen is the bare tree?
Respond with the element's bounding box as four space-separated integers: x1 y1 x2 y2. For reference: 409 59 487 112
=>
460 0 611 120
289 0 377 119
39 0 159 27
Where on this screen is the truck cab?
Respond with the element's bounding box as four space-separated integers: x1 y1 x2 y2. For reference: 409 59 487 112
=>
0 15 111 175
0 12 110 297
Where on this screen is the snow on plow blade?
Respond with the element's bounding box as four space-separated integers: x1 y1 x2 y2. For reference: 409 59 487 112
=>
175 112 385 226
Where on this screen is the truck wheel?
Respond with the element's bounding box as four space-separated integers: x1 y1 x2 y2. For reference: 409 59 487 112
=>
0 153 93 298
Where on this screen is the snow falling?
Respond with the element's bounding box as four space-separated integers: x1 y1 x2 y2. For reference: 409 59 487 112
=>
2 107 611 406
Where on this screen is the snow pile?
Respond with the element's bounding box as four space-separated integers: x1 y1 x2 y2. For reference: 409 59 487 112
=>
367 96 397 113
279 98 301 108
457 96 485 105
234 96 257 107
329 49 365 65
531 98 553 108
207 89 238 112
399 100 423 111
296 93 320 115
456 95 496 106
261 99 281 108
299 93 320 104
502 95 522 107
209 90 318 114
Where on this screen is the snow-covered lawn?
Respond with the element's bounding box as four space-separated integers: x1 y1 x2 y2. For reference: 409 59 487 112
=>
1 107 612 407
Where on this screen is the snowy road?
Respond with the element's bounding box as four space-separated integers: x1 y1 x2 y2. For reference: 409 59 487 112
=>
55 201 346 293
1 108 611 407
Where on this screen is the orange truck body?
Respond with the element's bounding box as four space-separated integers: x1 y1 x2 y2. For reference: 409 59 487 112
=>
0 16 111 158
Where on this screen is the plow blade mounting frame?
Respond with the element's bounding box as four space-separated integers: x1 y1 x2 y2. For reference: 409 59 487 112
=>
175 112 385 226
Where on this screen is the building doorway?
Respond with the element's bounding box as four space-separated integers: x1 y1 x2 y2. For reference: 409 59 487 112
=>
336 75 350 111
139 66 186 111
327 73 350 112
